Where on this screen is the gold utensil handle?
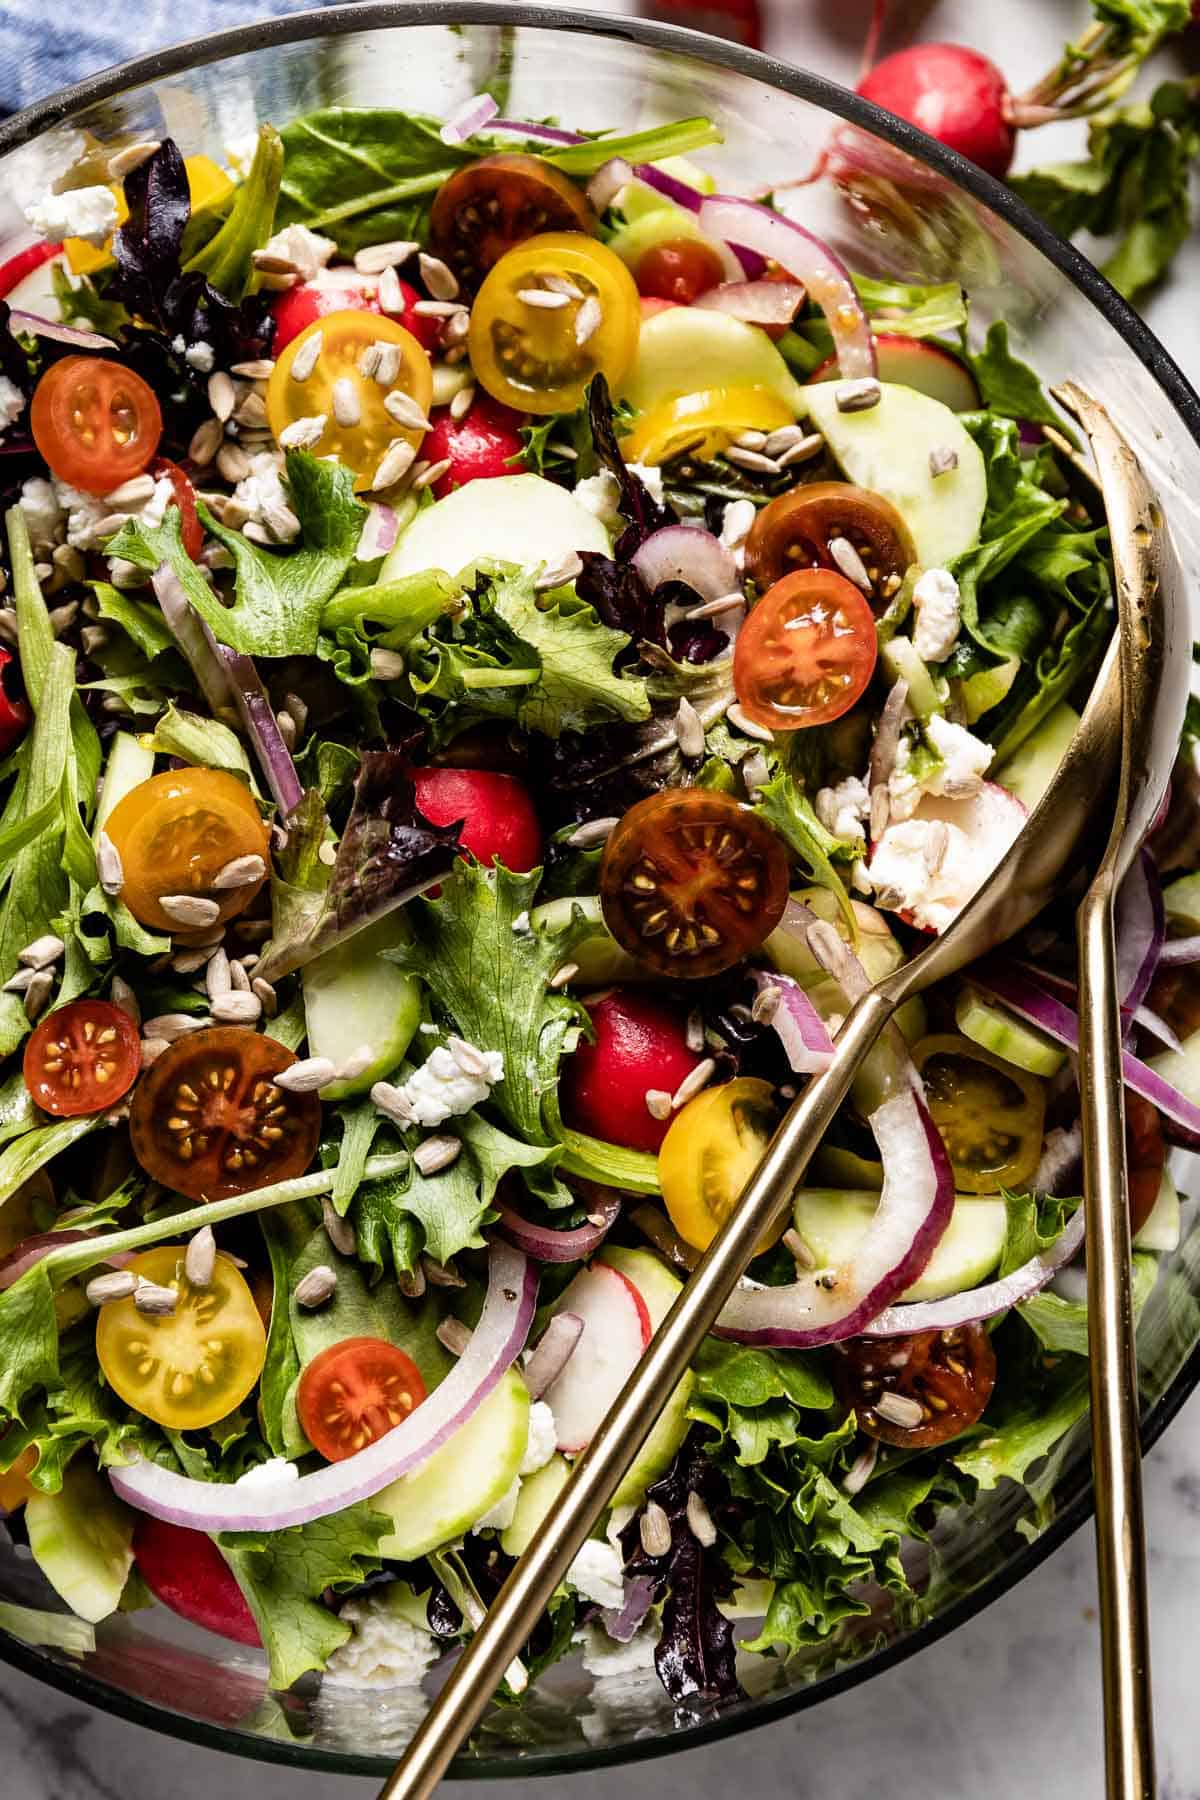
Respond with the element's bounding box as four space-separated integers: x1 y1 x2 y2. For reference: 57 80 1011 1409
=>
1078 886 1156 1800
379 985 897 1799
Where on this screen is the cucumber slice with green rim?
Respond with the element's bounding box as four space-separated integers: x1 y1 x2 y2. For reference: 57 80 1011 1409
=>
879 634 944 723
960 655 1020 724
994 701 1079 813
765 889 905 988
616 158 716 223
501 1454 571 1557
529 896 643 984
1163 871 1200 931
1146 1030 1200 1107
26 1461 135 1624
809 1144 884 1190
373 1367 530 1561
1133 1168 1181 1253
302 912 422 1099
94 732 156 833
381 474 611 583
600 1247 694 1505
620 307 806 418
955 985 1067 1078
791 1189 1007 1302
803 381 987 568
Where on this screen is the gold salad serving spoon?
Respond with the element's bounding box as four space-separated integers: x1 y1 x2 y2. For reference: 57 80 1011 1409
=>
379 388 1179 1800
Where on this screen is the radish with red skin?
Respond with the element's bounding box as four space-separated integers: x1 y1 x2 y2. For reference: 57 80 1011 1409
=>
410 767 542 878
810 335 979 413
271 268 440 353
0 240 62 302
870 783 1027 936
133 1515 261 1646
542 1263 650 1453
560 989 704 1154
858 45 1016 181
421 394 527 498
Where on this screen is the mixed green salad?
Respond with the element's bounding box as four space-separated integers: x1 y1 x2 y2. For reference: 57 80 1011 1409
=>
0 92 1195 1712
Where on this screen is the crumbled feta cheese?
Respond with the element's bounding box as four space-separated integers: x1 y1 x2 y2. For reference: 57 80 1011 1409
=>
54 480 110 551
578 1621 658 1678
172 334 187 356
626 462 664 506
184 339 215 373
911 567 961 664
885 737 922 822
573 470 623 531
0 377 25 436
510 909 532 935
814 775 870 845
264 223 337 280
867 819 971 933
520 1400 557 1476
140 476 175 531
233 451 300 542
19 477 64 548
472 1479 520 1533
387 1042 504 1127
925 713 993 793
25 183 119 247
567 1539 626 1611
235 1456 299 1489
324 1594 437 1688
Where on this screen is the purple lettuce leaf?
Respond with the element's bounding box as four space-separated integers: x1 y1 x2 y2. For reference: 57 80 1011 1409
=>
586 375 674 557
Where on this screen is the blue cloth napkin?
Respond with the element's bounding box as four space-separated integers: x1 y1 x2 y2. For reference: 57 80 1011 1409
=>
0 0 335 115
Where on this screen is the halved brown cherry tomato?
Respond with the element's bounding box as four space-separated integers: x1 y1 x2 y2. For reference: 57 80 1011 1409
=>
297 1337 427 1462
431 153 595 291
104 767 269 935
130 1028 321 1201
636 239 726 305
744 481 916 604
31 355 162 494
832 1324 996 1448
1125 1092 1165 1238
600 788 789 979
733 568 878 733
912 1033 1045 1195
23 999 141 1118
95 1245 266 1429
152 457 203 561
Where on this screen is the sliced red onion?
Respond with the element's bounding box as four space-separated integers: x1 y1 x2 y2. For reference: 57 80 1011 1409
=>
750 969 835 1075
863 1208 1086 1337
631 525 738 603
110 1244 536 1531
440 93 499 146
494 1193 620 1263
1133 1004 1182 1053
523 1311 584 1399
1157 934 1200 967
0 1229 98 1291
586 157 635 214
602 1574 658 1644
152 565 238 723
1116 851 1163 1014
220 647 304 819
694 279 804 327
699 197 876 380
358 502 398 561
489 118 582 146
8 309 115 349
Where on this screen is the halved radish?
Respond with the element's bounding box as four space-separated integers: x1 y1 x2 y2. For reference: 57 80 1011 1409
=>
542 1264 650 1453
868 782 1026 936
811 336 979 412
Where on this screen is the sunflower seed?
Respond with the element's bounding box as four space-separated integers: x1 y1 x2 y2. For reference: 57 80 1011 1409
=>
210 991 261 1024
322 1197 357 1257
777 431 827 468
257 271 299 293
672 1058 715 1110
725 446 780 474
543 274 584 300
437 1317 472 1356
518 287 570 310
0 609 16 647
109 975 140 1025
449 384 475 423
422 1254 467 1289
548 962 578 990
398 1264 427 1300
734 429 768 451
295 1264 338 1308
104 474 156 507
419 252 459 300
686 1009 705 1053
413 1134 462 1176
873 1391 925 1429
251 251 302 277
923 820 950 875
229 958 251 992
86 1269 139 1306
53 543 86 581
2 968 33 994
160 894 221 929
828 535 873 593
842 1439 879 1496
278 413 327 451
139 1036 170 1067
185 1226 217 1289
727 703 774 742
230 359 276 381
275 709 297 751
370 646 407 682
141 1013 208 1042
21 968 53 1023
870 785 891 841
203 946 231 1000
377 264 405 315
354 239 419 275
574 295 602 345
566 816 618 849
741 748 770 795
751 984 781 1024
674 696 705 759
134 1279 178 1316
331 377 362 428
685 1489 718 1547
444 344 468 365
412 299 467 319
929 445 959 479
412 458 452 491
381 388 432 432
212 853 267 890
645 1089 673 1121
835 377 882 414
207 371 237 422
639 1500 672 1557
443 309 471 346
107 139 161 180
289 329 323 383
19 934 65 969
216 442 252 483
534 551 582 590
683 592 744 622
336 1044 376 1081
373 1081 415 1126
274 1056 337 1093
371 439 417 490
783 1227 816 1270
448 1036 489 1077
171 946 214 975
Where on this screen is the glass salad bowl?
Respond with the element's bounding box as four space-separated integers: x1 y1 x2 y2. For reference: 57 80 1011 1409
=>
2 1 1200 1778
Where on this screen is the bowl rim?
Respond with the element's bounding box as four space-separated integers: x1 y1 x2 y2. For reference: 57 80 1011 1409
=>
2 1 1200 1777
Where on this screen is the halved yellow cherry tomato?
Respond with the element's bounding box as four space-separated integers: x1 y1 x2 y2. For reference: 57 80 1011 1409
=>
468 232 640 415
621 384 795 466
64 154 233 276
104 767 269 935
266 309 433 491
95 1245 267 1429
658 1077 780 1256
0 1444 38 1511
912 1033 1045 1194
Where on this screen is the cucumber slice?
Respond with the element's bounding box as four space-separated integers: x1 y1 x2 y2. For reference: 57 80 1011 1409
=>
501 1454 571 1557
1133 1167 1181 1253
620 307 806 418
608 209 723 279
792 1189 1007 1301
803 381 987 568
956 985 1067 1077
994 701 1079 813
95 731 155 833
809 1144 884 1190
26 1461 134 1624
529 896 643 984
373 1367 530 1561
879 635 944 722
600 1247 694 1506
302 912 421 1099
381 474 611 583
960 655 1020 724
1163 871 1200 931
1147 1030 1200 1107
617 158 715 223
765 889 904 987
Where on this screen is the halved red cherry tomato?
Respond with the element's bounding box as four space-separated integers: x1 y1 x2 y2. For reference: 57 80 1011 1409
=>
129 1027 321 1201
297 1337 427 1462
1125 1092 1165 1238
636 239 726 306
832 1324 996 1448
23 999 141 1118
0 644 31 756
733 568 878 733
134 1516 261 1646
912 1033 1045 1195
744 481 916 604
420 393 527 497
600 788 790 979
152 457 202 561
431 153 595 292
409 766 542 875
270 269 441 354
103 767 270 935
31 355 162 494
561 989 704 1153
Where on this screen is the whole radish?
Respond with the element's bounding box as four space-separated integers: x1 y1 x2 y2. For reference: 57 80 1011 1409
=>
857 44 1016 180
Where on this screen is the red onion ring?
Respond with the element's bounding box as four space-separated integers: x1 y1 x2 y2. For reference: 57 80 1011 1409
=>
694 279 805 327
1157 934 1200 967
110 1243 537 1531
749 969 835 1075
440 93 499 146
8 309 116 349
631 525 738 603
494 1193 620 1262
0 1229 100 1291
863 1208 1085 1337
1116 851 1163 1014
586 158 635 214
220 647 304 819
358 501 398 561
523 1311 584 1399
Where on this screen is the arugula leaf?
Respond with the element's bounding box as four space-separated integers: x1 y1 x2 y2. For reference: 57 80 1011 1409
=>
953 1354 1090 1492
540 117 720 177
183 124 283 301
257 1203 314 1456
27 1321 165 1490
691 1338 835 1415
0 1115 101 1207
277 109 474 254
964 322 1068 432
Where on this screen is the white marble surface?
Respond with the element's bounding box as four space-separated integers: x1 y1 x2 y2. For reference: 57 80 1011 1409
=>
6 2 1200 1795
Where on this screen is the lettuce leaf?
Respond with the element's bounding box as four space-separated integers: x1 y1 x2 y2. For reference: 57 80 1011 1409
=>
964 322 1069 433
277 108 476 255
183 124 283 302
